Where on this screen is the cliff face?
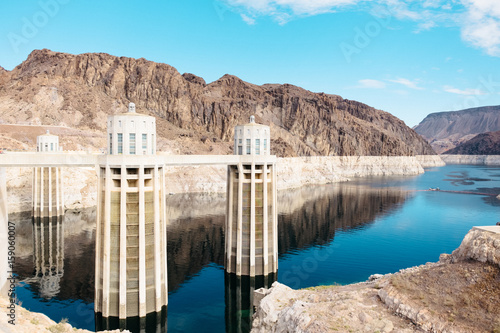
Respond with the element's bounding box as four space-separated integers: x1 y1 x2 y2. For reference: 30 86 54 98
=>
0 49 434 157
443 131 500 155
414 106 500 154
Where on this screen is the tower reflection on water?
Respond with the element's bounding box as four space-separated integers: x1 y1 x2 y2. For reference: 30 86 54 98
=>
30 131 66 299
31 216 64 299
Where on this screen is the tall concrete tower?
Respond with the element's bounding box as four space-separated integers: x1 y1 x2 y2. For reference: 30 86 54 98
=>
33 131 64 218
95 103 167 329
225 116 278 277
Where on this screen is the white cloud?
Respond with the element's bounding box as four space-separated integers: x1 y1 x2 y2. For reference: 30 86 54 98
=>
241 13 256 24
443 85 485 95
226 0 360 17
221 0 500 57
460 2 500 57
389 78 424 90
358 79 387 89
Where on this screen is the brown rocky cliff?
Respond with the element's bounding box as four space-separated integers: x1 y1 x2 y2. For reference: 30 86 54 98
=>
0 49 435 156
443 130 500 155
414 106 500 153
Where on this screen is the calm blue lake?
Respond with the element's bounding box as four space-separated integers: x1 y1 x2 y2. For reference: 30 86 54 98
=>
12 164 500 332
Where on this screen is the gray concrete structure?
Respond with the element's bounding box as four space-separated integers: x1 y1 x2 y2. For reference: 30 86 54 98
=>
95 104 168 321
33 132 64 219
226 117 278 277
0 153 275 167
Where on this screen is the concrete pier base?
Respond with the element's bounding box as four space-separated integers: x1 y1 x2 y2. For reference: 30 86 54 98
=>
225 272 276 333
95 157 168 323
95 306 167 333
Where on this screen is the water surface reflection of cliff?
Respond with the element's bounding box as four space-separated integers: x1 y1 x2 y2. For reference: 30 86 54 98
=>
278 184 409 253
166 184 409 293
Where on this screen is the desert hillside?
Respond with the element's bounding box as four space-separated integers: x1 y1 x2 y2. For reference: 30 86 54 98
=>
443 130 500 155
0 49 434 157
414 105 500 154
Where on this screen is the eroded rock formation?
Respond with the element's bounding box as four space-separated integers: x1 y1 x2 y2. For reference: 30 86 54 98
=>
0 49 434 157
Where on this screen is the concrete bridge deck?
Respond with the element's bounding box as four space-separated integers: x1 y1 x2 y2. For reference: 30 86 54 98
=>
0 152 276 167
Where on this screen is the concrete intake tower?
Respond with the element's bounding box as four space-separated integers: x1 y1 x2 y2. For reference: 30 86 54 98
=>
225 116 278 277
94 103 168 327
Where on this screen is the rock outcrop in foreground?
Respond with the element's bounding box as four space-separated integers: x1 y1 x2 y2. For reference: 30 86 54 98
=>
0 49 434 157
0 295 127 333
252 226 500 332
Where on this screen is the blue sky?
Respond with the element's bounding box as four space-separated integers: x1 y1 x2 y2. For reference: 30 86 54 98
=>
1 0 499 127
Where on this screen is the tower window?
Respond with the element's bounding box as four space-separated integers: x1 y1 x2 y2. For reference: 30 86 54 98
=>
255 139 260 155
142 134 147 153
151 134 155 154
246 139 251 155
130 133 136 154
109 133 113 154
264 139 267 152
238 146 242 155
118 133 123 154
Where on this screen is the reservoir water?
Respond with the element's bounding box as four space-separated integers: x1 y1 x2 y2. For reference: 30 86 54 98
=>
12 164 500 332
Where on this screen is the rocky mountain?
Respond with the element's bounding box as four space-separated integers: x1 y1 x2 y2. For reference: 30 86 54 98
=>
443 131 500 155
414 106 500 154
0 49 435 156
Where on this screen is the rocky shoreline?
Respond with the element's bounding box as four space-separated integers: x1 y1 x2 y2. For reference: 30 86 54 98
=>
251 226 500 333
0 296 128 333
5 155 444 213
440 154 500 165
